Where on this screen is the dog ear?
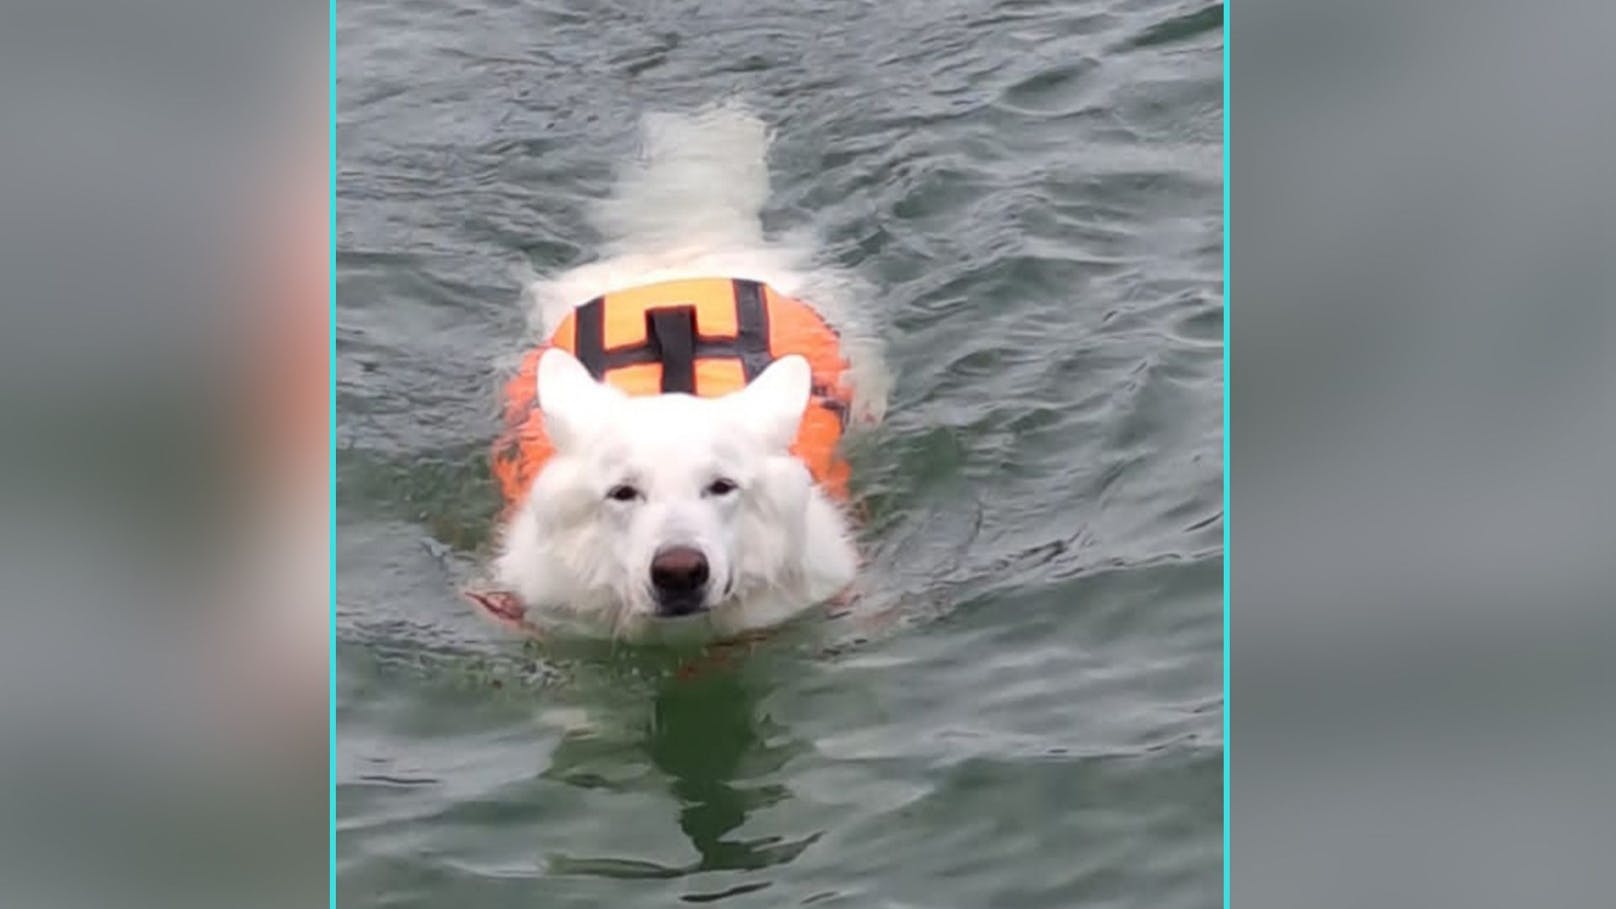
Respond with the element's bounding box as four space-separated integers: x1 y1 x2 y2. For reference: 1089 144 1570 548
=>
537 347 619 449
732 354 811 451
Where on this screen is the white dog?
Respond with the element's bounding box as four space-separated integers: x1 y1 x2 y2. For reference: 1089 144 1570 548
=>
474 104 886 641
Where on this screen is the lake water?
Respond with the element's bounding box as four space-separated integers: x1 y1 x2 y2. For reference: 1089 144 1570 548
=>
336 0 1223 905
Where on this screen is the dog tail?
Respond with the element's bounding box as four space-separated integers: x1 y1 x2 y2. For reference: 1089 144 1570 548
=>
590 101 774 256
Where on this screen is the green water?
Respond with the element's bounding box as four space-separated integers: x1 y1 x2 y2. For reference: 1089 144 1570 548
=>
337 0 1223 905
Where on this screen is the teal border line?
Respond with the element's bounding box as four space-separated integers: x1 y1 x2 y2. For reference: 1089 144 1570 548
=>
1221 1 1231 907
329 0 339 903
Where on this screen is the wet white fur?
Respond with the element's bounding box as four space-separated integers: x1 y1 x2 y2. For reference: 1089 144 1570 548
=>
520 103 889 423
493 349 857 639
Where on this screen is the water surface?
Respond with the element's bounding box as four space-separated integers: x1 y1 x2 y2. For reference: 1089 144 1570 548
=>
337 0 1223 905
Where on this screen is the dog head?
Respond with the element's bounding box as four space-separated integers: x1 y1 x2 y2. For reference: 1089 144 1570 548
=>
496 347 829 630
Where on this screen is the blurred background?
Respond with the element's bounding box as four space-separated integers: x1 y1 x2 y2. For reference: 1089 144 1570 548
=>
7 0 1608 903
1232 0 1613 905
0 0 328 906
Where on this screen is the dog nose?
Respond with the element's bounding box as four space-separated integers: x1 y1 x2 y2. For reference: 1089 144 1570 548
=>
650 546 710 614
651 546 709 593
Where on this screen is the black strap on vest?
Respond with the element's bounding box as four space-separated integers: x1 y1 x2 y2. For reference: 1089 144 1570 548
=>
567 282 777 389
572 298 607 380
731 279 772 381
646 306 697 394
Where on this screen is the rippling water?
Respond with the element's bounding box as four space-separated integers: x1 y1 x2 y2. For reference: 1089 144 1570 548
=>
337 0 1223 905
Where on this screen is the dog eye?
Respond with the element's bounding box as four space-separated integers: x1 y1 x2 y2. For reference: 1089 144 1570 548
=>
704 478 739 497
606 484 641 502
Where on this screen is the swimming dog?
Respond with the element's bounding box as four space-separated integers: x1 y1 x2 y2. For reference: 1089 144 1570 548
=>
473 105 886 641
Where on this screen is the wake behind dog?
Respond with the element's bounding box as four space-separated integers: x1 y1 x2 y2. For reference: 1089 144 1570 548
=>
474 105 888 642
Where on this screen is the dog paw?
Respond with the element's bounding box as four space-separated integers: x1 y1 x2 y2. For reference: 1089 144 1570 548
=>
463 589 543 637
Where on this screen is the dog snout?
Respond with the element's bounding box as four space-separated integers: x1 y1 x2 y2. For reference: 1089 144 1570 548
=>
650 545 710 616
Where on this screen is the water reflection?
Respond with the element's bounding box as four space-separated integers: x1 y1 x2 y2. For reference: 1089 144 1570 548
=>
650 666 819 872
544 653 819 883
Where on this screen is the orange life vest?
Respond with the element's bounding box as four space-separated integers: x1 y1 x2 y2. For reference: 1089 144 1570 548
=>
492 277 853 509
